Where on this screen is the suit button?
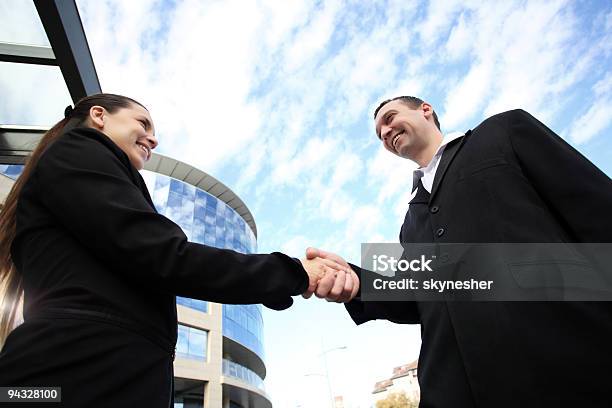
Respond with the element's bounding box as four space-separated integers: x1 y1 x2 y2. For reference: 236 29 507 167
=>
436 228 445 237
430 206 439 214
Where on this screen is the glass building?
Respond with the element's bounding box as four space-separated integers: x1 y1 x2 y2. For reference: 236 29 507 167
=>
140 159 269 408
1 2 270 407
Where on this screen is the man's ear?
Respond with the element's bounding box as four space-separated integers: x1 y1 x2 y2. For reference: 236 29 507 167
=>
421 102 436 123
89 106 106 129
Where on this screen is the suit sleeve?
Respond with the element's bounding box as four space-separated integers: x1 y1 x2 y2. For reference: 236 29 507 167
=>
507 109 612 242
345 258 420 325
34 131 308 307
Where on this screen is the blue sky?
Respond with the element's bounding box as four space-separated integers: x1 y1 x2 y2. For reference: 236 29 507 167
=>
1 0 611 406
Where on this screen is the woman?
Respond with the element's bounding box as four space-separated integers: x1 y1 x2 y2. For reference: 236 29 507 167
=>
0 93 355 407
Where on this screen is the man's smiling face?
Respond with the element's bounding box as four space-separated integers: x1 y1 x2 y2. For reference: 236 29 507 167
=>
374 100 434 160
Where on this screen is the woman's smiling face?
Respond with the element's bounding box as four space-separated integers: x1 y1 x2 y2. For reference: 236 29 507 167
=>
88 103 158 170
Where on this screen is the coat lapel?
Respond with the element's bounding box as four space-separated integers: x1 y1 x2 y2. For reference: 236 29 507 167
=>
77 127 158 212
131 168 157 211
429 130 471 203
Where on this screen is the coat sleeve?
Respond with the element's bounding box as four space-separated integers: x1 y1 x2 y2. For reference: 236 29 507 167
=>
33 131 308 306
507 109 612 242
344 260 420 325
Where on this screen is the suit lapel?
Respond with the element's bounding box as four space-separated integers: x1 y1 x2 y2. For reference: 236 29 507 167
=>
132 169 157 211
429 130 471 203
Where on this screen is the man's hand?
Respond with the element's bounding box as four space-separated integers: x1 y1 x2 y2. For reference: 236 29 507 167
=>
306 247 350 268
302 247 360 302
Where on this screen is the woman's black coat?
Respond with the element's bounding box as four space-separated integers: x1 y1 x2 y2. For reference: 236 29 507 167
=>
0 127 308 407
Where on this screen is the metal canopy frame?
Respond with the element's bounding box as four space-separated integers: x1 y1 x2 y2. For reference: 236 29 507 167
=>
0 42 56 65
33 0 101 102
0 1 102 101
0 0 101 164
0 125 47 164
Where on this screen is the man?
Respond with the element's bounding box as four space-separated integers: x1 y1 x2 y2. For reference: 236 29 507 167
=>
308 96 612 407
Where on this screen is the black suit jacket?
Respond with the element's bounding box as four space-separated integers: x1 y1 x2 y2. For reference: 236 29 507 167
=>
0 127 308 407
346 110 612 407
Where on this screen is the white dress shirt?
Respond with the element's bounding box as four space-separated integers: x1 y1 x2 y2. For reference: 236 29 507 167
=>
410 131 465 200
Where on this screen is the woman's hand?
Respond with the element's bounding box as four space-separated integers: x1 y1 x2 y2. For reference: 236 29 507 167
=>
300 250 359 302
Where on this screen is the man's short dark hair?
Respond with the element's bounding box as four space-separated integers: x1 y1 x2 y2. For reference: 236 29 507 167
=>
374 96 441 130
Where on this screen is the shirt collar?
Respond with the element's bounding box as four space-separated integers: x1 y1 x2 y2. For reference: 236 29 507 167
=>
433 131 465 158
411 131 466 196
417 131 465 172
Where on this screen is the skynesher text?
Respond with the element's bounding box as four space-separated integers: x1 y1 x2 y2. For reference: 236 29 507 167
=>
373 278 494 293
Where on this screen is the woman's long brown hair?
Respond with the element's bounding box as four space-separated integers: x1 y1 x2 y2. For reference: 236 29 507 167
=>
0 93 146 347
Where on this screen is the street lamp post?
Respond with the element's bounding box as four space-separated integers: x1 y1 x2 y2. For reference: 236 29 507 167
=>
320 344 347 408
303 344 348 408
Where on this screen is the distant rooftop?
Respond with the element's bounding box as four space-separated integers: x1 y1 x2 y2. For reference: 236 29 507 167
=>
372 360 418 393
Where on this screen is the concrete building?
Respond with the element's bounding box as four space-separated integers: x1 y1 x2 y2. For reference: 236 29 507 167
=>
372 360 420 405
0 1 271 407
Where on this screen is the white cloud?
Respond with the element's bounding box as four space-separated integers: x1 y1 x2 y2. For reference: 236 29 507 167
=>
0 0 48 46
78 0 269 173
283 0 341 72
303 202 388 266
567 74 612 144
260 0 312 49
568 101 612 144
416 0 464 47
330 151 363 188
279 234 312 259
594 72 612 97
0 63 71 126
0 1 72 127
366 147 416 205
444 11 471 61
269 136 340 186
441 60 494 129
434 0 608 135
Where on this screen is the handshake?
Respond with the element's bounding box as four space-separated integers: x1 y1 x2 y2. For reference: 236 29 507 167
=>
299 247 360 303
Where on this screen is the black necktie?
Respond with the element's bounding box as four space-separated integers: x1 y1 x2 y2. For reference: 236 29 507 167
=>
411 171 430 204
412 170 422 193
404 170 433 242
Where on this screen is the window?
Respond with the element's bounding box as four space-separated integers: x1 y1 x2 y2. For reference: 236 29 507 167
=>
176 325 208 361
176 297 208 313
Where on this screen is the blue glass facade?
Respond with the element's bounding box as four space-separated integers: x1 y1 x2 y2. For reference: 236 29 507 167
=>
177 324 208 361
142 171 256 254
176 296 208 313
222 359 265 391
141 172 265 361
222 304 264 359
0 164 23 180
